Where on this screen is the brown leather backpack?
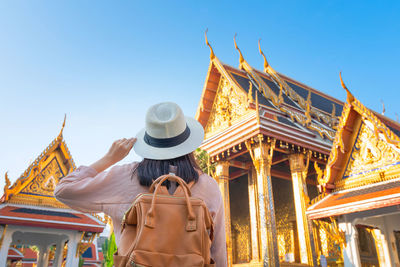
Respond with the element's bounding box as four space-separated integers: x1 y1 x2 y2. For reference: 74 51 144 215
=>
114 174 215 267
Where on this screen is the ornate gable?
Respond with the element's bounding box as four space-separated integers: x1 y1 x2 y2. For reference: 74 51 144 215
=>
340 121 400 184
3 119 76 208
204 76 252 138
344 122 400 177
318 75 400 191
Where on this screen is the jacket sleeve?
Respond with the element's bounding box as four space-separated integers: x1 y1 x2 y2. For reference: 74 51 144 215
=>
211 194 228 267
54 163 136 213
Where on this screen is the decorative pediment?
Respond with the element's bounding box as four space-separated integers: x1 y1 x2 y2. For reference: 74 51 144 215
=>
20 153 66 197
343 121 400 179
204 76 251 138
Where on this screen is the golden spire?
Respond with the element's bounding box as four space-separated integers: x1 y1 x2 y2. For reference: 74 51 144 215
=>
205 29 215 61
380 99 385 115
258 39 269 72
339 72 354 103
57 114 66 141
233 33 244 68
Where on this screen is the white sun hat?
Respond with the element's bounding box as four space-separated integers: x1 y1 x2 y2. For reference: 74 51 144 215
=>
133 102 205 160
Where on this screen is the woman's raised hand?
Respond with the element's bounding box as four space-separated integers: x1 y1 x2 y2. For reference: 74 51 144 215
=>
90 138 136 173
105 138 137 164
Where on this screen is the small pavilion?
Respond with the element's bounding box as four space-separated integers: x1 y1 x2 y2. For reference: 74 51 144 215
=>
307 79 400 267
0 119 106 267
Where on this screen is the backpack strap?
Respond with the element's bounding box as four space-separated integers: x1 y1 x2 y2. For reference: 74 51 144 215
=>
149 175 192 196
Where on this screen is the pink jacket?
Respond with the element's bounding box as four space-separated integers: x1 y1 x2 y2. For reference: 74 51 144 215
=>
54 162 227 267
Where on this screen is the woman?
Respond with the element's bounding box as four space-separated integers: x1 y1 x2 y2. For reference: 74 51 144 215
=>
54 102 227 266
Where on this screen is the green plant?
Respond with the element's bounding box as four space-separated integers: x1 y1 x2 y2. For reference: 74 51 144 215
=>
102 233 117 267
194 148 215 175
79 255 84 267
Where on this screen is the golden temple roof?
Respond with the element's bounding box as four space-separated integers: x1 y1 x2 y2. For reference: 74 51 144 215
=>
2 116 76 208
196 33 400 160
196 33 345 144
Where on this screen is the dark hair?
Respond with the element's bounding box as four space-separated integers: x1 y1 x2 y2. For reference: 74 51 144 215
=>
133 152 200 187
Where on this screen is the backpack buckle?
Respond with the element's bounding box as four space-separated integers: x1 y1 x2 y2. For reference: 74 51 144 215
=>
186 218 197 231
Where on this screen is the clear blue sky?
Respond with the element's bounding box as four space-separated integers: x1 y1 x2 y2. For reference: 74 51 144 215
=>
1 1 399 188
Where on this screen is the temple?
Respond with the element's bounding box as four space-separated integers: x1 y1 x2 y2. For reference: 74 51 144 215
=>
196 33 400 266
307 78 400 266
0 118 106 266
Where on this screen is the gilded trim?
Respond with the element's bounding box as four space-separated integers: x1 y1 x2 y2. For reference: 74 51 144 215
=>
258 40 337 139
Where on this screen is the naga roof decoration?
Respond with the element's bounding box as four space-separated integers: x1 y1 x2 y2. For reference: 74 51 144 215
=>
257 40 338 140
2 116 76 208
196 33 345 156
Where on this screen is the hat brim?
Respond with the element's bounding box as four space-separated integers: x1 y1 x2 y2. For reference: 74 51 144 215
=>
133 117 204 160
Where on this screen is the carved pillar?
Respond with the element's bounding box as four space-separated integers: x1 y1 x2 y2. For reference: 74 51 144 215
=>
371 228 391 267
340 220 361 267
37 244 50 267
53 238 67 267
288 153 317 266
0 227 13 267
65 233 80 267
246 135 279 266
215 161 232 266
249 169 260 262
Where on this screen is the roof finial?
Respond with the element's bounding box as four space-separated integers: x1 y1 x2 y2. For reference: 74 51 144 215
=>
4 172 10 196
258 39 269 71
233 33 244 68
57 114 66 140
331 103 336 118
396 113 399 123
205 29 215 61
380 99 385 115
339 72 354 103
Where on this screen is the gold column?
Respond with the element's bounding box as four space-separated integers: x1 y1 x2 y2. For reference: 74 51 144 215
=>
249 169 260 262
215 161 233 266
288 153 317 266
246 135 280 266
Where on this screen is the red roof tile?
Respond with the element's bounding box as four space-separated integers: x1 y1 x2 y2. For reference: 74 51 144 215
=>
7 247 24 259
0 205 105 232
307 180 400 219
